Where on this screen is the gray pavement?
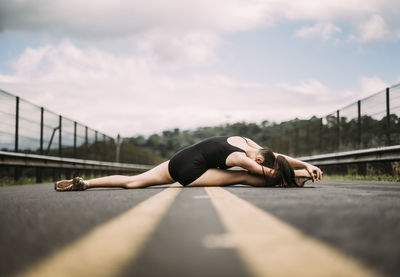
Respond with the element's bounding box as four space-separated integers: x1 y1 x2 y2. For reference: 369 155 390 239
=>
0 180 399 277
225 180 400 277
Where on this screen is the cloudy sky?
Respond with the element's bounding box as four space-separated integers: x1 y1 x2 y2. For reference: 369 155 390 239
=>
0 0 399 137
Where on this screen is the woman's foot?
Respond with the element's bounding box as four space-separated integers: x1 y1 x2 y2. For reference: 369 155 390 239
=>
55 177 88 191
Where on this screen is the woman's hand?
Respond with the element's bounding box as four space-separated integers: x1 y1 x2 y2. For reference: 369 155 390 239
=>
305 164 323 181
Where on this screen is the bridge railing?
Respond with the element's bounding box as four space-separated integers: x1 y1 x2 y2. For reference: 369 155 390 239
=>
0 89 116 161
265 83 400 157
298 145 400 165
0 150 152 184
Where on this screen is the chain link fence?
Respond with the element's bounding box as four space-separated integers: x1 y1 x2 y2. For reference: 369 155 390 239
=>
264 83 400 157
0 89 116 162
2 83 400 167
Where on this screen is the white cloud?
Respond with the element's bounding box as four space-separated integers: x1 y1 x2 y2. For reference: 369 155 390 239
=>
273 0 380 21
359 75 388 96
0 0 276 68
276 0 399 43
276 80 331 96
0 0 399 47
135 30 221 66
0 42 353 136
340 75 389 107
356 14 388 43
295 23 342 40
0 0 272 37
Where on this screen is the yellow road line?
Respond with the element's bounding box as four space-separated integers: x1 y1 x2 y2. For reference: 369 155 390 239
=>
17 185 182 277
205 187 381 277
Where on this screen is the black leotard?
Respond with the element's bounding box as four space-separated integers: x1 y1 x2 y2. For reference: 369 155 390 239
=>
168 136 245 186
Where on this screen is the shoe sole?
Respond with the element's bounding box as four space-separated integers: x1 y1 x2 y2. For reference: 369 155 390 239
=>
55 180 73 191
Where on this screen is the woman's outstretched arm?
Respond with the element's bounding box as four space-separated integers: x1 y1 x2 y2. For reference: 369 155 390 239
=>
273 152 322 180
243 136 322 180
236 155 275 176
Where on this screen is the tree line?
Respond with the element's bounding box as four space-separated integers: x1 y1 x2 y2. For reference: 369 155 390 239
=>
124 113 399 162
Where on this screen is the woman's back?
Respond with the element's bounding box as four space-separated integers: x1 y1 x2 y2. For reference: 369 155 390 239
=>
168 136 245 185
190 136 245 168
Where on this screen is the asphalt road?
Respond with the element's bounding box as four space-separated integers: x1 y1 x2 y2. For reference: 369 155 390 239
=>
0 180 399 277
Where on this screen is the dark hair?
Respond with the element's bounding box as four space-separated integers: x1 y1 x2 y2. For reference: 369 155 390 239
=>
258 148 296 187
258 148 276 168
272 155 296 187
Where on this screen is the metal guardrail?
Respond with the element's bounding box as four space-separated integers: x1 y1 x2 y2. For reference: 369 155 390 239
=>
3 144 399 172
297 145 400 166
0 150 153 173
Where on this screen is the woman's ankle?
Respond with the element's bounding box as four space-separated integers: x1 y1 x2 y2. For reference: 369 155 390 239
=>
84 180 91 188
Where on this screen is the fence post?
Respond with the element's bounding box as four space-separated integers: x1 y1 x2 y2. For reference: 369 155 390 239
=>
15 96 19 152
116 134 121 163
319 117 323 154
305 123 310 155
14 96 20 182
74 121 77 158
85 126 88 158
37 107 44 183
58 115 62 157
336 110 340 151
95 130 98 160
357 100 361 148
40 107 44 154
103 134 106 161
386 87 391 145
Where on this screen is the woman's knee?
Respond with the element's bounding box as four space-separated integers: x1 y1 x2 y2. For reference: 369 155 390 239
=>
125 179 144 189
123 176 139 188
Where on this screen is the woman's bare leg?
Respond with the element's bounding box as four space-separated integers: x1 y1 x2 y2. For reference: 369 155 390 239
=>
186 168 313 188
86 161 175 189
186 169 267 187
84 164 313 189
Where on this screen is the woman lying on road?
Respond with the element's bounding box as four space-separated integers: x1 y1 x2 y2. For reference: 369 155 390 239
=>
55 136 323 191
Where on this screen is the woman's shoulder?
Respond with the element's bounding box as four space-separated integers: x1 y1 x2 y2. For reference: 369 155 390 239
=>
225 150 247 167
227 136 248 145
